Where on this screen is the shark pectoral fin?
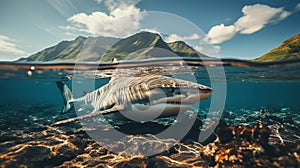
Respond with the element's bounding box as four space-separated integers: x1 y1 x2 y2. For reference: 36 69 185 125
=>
51 105 124 126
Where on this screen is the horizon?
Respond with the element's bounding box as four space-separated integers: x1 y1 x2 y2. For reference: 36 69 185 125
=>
1 0 300 61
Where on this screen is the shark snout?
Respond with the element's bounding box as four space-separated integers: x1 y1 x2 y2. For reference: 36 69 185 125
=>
199 87 212 100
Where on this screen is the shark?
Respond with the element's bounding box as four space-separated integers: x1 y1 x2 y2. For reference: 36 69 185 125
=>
52 74 212 126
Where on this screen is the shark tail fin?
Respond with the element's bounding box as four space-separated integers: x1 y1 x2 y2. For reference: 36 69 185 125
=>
56 81 74 114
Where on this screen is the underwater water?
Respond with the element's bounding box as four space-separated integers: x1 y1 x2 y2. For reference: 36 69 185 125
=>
0 61 299 167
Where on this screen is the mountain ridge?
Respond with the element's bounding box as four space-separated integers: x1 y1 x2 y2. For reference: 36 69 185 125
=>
255 34 300 62
17 32 210 62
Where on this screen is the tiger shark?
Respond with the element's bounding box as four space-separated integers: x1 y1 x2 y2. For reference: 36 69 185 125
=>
52 75 212 126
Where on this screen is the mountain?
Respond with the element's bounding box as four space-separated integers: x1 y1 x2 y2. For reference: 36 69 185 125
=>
255 34 300 62
101 32 174 61
17 32 209 62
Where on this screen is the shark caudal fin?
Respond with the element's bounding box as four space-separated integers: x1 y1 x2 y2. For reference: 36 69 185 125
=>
56 81 74 114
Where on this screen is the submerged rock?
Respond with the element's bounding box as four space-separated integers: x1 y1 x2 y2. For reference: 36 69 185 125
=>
199 120 299 167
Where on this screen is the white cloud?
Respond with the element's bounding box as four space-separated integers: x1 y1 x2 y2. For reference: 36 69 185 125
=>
205 4 291 44
0 35 26 55
194 45 221 56
140 28 161 35
205 24 237 44
103 0 140 12
59 25 77 31
59 25 87 33
278 11 291 21
213 45 222 53
295 2 300 11
165 33 200 43
67 5 144 37
225 18 231 21
234 4 290 34
95 0 102 4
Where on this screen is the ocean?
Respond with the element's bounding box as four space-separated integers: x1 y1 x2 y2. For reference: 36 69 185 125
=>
0 59 299 167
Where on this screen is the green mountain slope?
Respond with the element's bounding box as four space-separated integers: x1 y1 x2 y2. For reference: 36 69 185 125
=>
17 32 209 62
255 34 300 62
18 36 119 62
168 41 207 58
100 32 175 61
18 36 87 62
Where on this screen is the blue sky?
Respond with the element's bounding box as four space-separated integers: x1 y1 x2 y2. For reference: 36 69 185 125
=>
0 0 299 61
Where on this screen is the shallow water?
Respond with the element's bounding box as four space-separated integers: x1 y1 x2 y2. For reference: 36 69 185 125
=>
0 61 299 167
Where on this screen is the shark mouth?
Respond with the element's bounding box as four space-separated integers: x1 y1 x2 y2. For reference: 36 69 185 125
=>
148 87 212 105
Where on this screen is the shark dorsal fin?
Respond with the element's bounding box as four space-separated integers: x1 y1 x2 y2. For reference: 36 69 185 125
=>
109 76 117 82
109 58 119 82
112 58 118 63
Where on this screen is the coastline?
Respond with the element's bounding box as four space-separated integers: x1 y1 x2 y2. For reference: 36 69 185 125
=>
1 58 300 71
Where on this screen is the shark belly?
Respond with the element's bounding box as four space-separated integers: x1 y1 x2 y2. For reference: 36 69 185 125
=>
103 103 192 122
